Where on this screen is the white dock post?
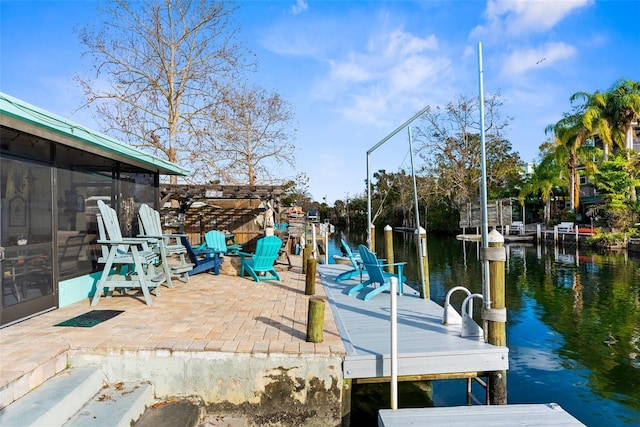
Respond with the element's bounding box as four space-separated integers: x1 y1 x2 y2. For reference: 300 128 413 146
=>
324 224 329 265
536 223 541 242
312 223 318 259
390 276 398 410
415 226 430 299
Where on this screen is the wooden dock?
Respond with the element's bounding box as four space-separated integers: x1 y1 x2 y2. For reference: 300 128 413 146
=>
317 264 508 381
318 263 586 426
378 403 585 426
456 233 535 243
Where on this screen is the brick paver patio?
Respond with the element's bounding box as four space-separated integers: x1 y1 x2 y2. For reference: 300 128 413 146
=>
0 254 345 408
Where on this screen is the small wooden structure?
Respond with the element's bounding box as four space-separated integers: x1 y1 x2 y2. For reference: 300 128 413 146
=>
459 198 515 229
159 184 285 251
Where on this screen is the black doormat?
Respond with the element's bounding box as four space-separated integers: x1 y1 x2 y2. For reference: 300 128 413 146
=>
54 310 124 327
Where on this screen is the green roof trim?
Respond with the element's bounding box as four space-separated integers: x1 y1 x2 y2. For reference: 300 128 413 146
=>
1 92 189 176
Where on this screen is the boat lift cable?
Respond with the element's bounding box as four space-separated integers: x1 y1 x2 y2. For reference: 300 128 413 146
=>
408 126 427 299
366 105 430 247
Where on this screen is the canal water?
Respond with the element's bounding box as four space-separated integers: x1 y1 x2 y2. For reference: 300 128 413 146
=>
327 230 640 426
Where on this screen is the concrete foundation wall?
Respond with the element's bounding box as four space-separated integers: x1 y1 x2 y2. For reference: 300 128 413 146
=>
69 349 344 427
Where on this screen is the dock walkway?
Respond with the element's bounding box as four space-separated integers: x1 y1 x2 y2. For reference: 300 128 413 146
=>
317 263 508 381
379 403 584 426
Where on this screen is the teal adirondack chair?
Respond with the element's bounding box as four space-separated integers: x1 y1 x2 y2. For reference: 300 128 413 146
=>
335 239 363 282
138 204 193 286
204 230 243 255
239 236 283 282
92 200 165 306
347 244 406 301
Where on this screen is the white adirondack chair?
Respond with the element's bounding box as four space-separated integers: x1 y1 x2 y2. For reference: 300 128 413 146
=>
138 203 193 286
91 200 165 306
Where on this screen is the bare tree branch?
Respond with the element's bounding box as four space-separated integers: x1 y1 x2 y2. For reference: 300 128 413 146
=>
74 0 256 183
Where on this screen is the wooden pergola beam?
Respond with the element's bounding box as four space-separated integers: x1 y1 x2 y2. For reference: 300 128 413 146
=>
159 184 284 202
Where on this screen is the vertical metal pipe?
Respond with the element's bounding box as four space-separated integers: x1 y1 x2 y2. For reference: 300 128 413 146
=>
367 153 372 249
324 225 329 265
312 223 317 259
478 42 491 310
390 276 398 409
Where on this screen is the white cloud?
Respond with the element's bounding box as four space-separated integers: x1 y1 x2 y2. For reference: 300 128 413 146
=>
261 29 323 57
381 30 438 57
473 0 593 38
510 347 564 372
291 0 308 15
329 58 371 83
501 42 577 76
317 28 449 126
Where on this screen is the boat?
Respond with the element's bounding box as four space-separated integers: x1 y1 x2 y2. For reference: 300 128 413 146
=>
332 254 352 265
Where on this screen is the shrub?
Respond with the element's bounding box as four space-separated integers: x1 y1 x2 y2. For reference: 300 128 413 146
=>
586 232 626 248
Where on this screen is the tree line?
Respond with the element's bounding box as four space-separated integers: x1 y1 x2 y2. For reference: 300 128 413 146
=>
324 80 640 235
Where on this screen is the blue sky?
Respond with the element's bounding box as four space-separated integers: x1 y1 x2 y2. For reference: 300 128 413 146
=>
1 1 639 204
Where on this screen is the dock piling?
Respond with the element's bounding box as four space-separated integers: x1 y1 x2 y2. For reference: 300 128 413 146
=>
305 258 317 295
302 244 311 274
384 225 394 274
485 229 507 405
306 296 325 343
370 225 376 252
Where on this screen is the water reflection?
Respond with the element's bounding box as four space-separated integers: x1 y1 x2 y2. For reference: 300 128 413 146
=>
332 230 640 426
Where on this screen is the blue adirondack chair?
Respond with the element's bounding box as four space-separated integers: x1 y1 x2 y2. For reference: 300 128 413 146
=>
335 239 363 282
204 230 243 255
347 245 406 301
180 235 223 276
239 236 283 282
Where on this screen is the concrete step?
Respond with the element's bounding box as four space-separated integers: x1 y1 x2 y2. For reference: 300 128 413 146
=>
0 367 103 427
133 399 201 427
0 367 154 427
64 382 153 427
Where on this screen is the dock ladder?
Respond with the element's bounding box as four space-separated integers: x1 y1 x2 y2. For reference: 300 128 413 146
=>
442 286 489 404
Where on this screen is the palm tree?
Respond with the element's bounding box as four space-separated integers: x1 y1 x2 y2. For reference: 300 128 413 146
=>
571 79 640 201
546 112 602 212
546 113 584 212
606 79 640 151
607 80 640 201
571 79 640 160
519 145 565 225
571 90 613 160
